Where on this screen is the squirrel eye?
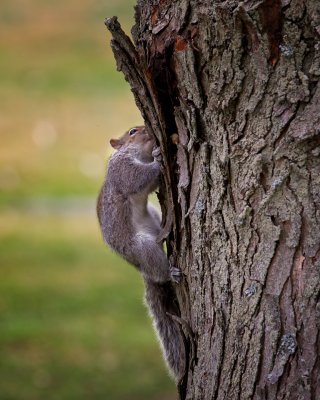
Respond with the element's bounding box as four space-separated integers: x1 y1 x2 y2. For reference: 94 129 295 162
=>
129 127 138 136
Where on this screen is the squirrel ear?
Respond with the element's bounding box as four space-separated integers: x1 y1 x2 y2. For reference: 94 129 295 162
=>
110 138 122 149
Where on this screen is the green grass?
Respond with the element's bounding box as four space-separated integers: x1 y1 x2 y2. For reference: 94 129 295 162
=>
0 213 175 400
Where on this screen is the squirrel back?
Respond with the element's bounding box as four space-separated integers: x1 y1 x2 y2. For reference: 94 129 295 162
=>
97 126 160 265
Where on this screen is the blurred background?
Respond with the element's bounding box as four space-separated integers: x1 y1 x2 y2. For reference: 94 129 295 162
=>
0 1 175 399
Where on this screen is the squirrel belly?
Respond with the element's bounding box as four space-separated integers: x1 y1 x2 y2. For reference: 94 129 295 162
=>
97 126 186 381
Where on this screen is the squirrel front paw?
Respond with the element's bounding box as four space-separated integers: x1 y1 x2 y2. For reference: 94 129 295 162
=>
152 146 162 163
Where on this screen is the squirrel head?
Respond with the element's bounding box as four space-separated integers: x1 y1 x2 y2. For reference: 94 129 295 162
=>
110 126 155 162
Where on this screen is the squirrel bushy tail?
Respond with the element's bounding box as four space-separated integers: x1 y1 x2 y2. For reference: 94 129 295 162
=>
144 281 185 381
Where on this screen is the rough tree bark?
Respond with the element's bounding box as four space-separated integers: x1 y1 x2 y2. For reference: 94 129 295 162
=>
105 1 320 399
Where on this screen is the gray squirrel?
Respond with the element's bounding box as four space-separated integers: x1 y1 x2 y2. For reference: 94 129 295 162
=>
97 126 185 381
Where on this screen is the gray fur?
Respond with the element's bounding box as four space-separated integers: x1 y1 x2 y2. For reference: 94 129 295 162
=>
97 129 185 381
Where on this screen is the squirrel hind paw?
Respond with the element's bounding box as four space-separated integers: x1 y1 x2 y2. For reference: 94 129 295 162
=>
152 146 162 162
169 266 182 284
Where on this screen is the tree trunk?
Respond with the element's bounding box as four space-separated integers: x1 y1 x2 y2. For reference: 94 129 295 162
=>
105 1 320 399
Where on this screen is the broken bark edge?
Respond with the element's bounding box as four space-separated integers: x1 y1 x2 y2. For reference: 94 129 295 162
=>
104 16 119 30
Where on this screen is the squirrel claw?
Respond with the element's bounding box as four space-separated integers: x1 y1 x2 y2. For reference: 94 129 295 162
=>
152 146 162 162
169 266 182 284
